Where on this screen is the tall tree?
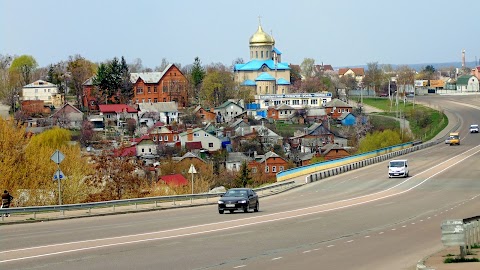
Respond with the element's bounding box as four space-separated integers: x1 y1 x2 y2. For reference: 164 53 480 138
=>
200 63 235 107
235 161 253 188
300 58 315 79
289 64 302 92
67 55 96 109
9 55 38 85
119 56 133 104
363 62 384 94
155 58 170 72
190 57 205 104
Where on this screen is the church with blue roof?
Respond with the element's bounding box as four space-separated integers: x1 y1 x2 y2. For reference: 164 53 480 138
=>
234 21 291 96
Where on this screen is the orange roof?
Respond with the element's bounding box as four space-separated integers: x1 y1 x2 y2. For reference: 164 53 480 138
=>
429 80 445 88
338 67 365 76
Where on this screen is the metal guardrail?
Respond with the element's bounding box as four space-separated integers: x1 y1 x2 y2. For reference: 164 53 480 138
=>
0 180 296 221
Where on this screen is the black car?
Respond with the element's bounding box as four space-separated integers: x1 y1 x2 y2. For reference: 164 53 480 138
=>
218 188 259 214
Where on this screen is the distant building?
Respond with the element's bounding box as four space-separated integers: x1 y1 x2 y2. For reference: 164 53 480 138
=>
234 21 291 95
22 80 62 107
338 68 365 86
456 75 480 92
131 64 188 108
324 99 353 119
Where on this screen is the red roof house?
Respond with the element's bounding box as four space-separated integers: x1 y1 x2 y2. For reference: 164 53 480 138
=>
159 174 189 186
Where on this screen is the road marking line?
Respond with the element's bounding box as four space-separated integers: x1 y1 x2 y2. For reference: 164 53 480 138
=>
365 236 370 238
303 250 311 253
313 248 320 251
272 257 282 261
411 223 416 225
402 225 407 228
420 220 424 222
379 232 384 234
327 245 335 248
391 229 396 231
233 265 246 268
4 145 480 263
346 240 354 243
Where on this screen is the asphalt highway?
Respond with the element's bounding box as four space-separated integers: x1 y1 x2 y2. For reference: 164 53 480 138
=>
1 95 479 270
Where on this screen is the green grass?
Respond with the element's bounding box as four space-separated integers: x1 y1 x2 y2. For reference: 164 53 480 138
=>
444 257 479 263
369 115 400 131
356 98 448 141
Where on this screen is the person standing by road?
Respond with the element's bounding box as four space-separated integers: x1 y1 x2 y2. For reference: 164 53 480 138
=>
1 190 13 217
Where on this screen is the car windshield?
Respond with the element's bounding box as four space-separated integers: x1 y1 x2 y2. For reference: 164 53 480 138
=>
471 125 478 128
224 190 248 197
390 161 405 167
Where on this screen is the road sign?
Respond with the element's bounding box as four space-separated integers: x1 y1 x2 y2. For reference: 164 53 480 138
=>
188 164 197 174
53 169 65 181
50 150 65 164
441 219 466 246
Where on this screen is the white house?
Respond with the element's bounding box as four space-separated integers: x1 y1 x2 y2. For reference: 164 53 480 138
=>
214 100 244 123
22 80 62 107
137 101 179 126
225 152 252 171
456 75 480 92
179 128 222 151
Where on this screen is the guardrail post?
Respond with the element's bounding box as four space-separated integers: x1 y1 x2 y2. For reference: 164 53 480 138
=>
88 208 91 215
173 198 176 206
135 203 137 209
155 201 158 207
34 212 36 219
113 204 115 212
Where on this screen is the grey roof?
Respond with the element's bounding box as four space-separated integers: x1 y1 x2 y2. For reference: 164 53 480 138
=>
215 100 244 110
276 104 295 110
83 77 94 86
138 102 178 113
321 144 346 154
175 151 206 163
23 80 57 88
324 99 352 108
226 152 252 163
130 64 174 83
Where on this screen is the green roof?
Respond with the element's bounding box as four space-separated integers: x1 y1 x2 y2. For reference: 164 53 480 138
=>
456 75 474 85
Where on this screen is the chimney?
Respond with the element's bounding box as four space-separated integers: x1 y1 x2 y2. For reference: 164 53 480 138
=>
187 128 193 141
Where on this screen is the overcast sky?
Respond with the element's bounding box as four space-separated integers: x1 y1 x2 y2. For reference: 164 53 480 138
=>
2 0 479 69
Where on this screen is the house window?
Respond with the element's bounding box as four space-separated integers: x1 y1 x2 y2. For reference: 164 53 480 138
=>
279 166 284 172
136 99 139 104
154 98 158 103
302 100 308 105
311 99 318 105
232 163 237 170
261 51 264 58
272 166 276 172
293 100 299 105
158 136 163 141
256 51 258 58
193 133 199 137
265 101 269 107
148 87 151 93
164 136 168 141
106 114 111 119
209 143 213 148
163 98 166 102
204 133 208 137
153 136 157 141
148 148 152 153
141 148 145 153
154 86 158 93
252 167 257 173
285 100 290 105
265 166 269 173
173 135 177 141
148 98 151 103
142 99 145 103
274 100 280 106
136 87 143 94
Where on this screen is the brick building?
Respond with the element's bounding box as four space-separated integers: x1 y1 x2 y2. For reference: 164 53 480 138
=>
131 64 188 108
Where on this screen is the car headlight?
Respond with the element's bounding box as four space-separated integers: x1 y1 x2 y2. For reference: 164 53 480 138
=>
218 201 224 204
239 200 247 204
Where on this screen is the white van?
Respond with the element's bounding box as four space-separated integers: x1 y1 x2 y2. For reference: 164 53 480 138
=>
388 159 409 178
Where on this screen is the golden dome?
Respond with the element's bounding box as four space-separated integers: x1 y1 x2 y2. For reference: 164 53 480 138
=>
249 25 275 46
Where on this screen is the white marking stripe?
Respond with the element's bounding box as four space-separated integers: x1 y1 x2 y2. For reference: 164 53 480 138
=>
272 257 282 260
234 265 246 268
3 145 480 263
303 250 311 253
327 245 335 248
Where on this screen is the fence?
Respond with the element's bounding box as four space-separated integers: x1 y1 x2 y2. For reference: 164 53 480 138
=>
0 180 296 222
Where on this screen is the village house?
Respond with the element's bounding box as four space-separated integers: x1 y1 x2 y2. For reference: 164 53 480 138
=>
338 67 365 86
324 99 353 120
147 122 180 149
248 151 289 178
214 100 244 123
22 80 63 107
98 104 138 127
130 64 188 108
338 112 356 126
321 144 350 161
137 101 179 126
179 128 222 152
50 103 84 129
289 122 335 153
225 152 252 171
193 105 216 123
158 174 188 186
267 104 296 121
455 75 480 92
